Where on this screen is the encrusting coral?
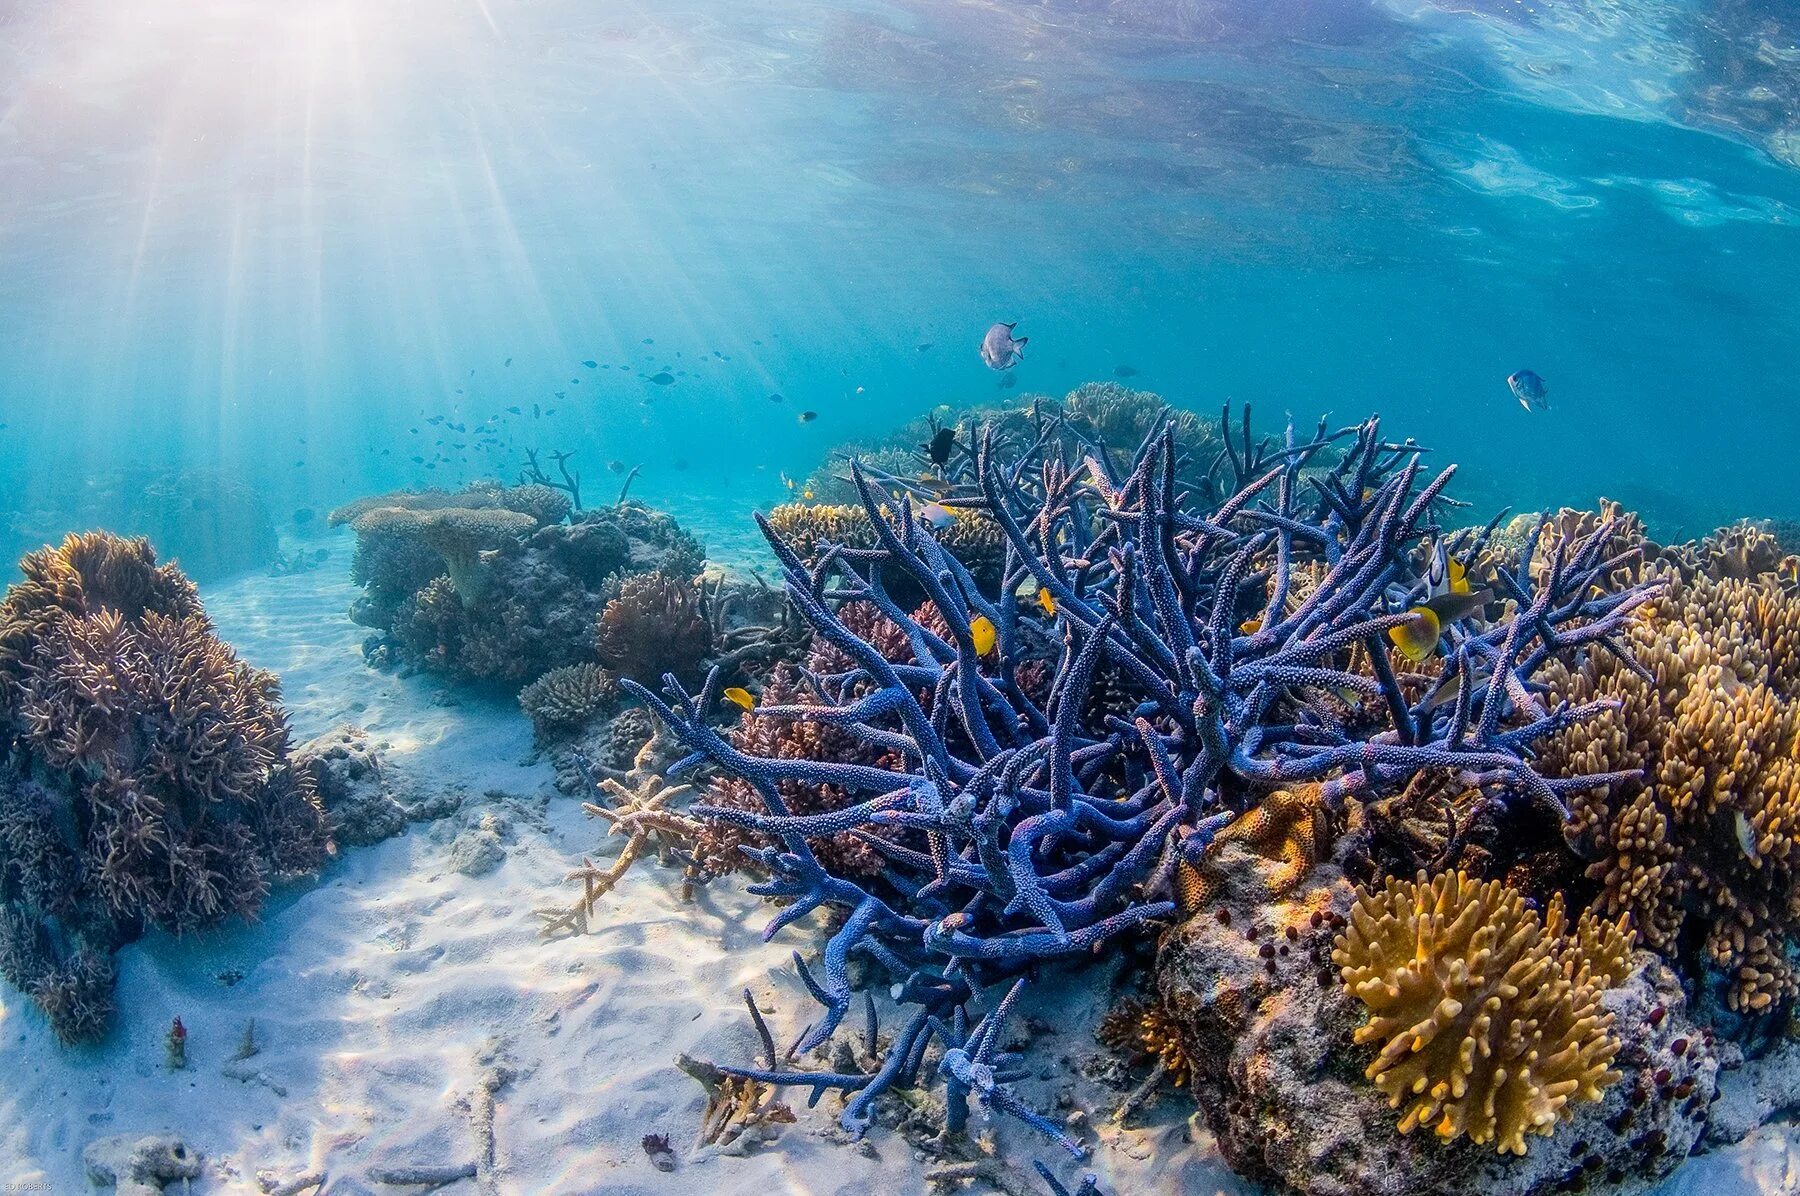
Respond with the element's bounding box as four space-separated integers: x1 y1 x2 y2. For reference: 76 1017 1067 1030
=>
0 533 330 1042
1333 870 1634 1156
1538 565 1800 1013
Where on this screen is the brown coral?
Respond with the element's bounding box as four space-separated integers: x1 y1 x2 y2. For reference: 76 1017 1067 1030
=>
594 571 711 685
1333 870 1633 1156
1539 568 1800 1012
1175 784 1334 913
1098 997 1194 1089
518 663 618 739
0 533 329 1042
351 506 535 606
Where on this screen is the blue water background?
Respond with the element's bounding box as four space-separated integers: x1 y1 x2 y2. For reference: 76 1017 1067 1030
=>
2 0 1798 558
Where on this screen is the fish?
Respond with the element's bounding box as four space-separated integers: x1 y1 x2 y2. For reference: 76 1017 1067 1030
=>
582 360 597 368
411 455 425 464
970 614 997 656
507 406 522 415
798 411 818 423
921 424 957 469
648 372 675 386
1035 587 1056 617
919 502 956 530
1736 810 1760 861
504 357 512 366
642 337 655 344
1239 616 1263 634
609 460 626 473
769 393 784 403
1387 590 1492 663
917 342 933 352
723 687 756 712
997 373 1017 391
979 321 1027 370
1507 369 1549 412
532 404 540 418
1424 540 1474 599
1113 364 1139 378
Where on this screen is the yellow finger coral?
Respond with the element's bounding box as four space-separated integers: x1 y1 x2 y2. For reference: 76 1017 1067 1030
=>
1539 569 1800 1012
1333 870 1633 1157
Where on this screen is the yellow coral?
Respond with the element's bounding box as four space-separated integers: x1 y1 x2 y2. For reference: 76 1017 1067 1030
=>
1175 784 1332 913
1539 570 1800 1011
1333 870 1632 1156
763 502 1005 564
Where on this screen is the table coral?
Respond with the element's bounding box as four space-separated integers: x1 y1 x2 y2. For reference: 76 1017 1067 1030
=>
1334 870 1633 1155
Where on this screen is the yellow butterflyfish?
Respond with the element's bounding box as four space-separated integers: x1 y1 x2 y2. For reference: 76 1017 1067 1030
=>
1447 557 1471 595
1036 587 1056 617
970 615 997 656
722 686 756 712
802 488 814 500
1386 590 1490 664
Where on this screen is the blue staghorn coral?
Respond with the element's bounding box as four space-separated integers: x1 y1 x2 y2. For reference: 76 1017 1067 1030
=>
623 404 1656 1162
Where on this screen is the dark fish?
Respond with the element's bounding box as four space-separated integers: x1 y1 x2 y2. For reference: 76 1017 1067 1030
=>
798 410 818 423
648 372 675 385
1508 369 1549 412
570 378 580 384
533 404 541 418
673 459 688 470
920 423 957 469
768 393 784 403
997 372 1017 390
917 343 933 352
507 406 522 415
504 357 512 366
544 408 555 417
642 337 655 345
582 360 597 368
412 455 424 463
555 391 565 399
608 460 626 473
979 322 1027 370
1113 364 1139 378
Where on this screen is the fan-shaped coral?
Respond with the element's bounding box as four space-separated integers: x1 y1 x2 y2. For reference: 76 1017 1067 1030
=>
1333 870 1633 1156
0 533 329 1043
1539 567 1800 1012
595 572 711 686
352 506 535 605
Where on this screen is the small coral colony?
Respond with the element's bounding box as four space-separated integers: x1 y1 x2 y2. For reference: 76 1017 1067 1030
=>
4 381 1799 1195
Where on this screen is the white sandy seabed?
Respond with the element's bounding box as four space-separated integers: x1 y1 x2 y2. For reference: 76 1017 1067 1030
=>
0 550 1793 1196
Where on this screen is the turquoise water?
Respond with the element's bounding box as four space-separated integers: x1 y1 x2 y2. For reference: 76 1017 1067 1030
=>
2 0 1798 546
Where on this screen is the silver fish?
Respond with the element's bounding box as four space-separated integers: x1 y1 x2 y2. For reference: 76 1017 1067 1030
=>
1507 369 1549 413
980 321 1027 370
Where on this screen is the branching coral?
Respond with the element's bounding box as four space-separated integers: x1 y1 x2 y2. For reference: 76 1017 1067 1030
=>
518 664 618 740
622 401 1650 1164
1333 870 1633 1155
595 572 711 686
1539 567 1800 1012
0 533 329 1042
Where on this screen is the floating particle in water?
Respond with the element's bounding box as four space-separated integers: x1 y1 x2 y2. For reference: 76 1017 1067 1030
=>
979 321 1026 370
1114 364 1139 378
647 372 676 385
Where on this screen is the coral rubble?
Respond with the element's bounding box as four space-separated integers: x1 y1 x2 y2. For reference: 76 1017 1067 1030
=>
0 533 330 1042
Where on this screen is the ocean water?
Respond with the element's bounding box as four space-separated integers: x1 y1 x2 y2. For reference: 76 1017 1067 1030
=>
2 0 1798 555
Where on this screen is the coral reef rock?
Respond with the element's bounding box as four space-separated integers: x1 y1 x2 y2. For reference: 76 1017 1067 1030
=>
519 663 619 741
0 533 330 1043
292 725 410 847
82 1133 202 1195
336 487 703 685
